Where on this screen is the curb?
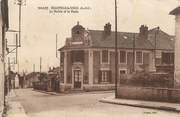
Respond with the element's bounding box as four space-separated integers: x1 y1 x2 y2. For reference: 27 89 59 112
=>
100 98 180 113
33 89 114 95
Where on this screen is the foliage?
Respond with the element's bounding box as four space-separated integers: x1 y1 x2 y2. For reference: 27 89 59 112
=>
119 71 174 88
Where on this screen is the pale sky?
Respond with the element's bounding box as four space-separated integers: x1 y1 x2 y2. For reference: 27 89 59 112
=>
6 0 180 73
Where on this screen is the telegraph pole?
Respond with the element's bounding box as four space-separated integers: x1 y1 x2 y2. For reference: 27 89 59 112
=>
15 0 25 47
7 57 10 94
154 27 159 68
133 34 135 72
56 34 61 82
14 0 26 74
115 0 118 98
56 34 58 58
33 64 35 73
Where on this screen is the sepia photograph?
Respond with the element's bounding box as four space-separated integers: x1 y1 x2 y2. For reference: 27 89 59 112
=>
1 0 180 117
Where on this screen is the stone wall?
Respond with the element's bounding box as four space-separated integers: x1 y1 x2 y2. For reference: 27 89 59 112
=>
117 86 180 102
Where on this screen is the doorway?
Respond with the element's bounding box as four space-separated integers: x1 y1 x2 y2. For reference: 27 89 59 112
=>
73 69 82 89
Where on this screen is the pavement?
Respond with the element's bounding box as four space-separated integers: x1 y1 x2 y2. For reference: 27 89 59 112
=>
4 89 180 117
100 96 180 112
5 90 28 117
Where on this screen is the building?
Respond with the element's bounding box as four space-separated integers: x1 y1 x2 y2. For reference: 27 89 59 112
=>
47 67 60 92
170 6 180 88
25 72 41 88
58 22 174 92
0 0 8 116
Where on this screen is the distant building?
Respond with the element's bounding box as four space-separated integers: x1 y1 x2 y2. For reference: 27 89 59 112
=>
47 67 60 92
59 22 174 92
25 72 41 88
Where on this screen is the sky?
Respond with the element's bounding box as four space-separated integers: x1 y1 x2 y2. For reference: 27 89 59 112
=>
6 0 180 73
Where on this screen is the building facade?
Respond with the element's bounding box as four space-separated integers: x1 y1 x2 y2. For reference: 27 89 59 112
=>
0 0 8 115
170 6 180 88
59 22 174 92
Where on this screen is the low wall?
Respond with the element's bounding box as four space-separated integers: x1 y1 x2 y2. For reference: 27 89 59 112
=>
60 83 115 92
83 84 115 91
117 86 180 103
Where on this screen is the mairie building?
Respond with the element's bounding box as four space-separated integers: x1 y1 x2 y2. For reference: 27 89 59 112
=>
58 22 174 92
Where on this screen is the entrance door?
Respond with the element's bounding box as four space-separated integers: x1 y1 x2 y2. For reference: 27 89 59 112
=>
73 70 81 89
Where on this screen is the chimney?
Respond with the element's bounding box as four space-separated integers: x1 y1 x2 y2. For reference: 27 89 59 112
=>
139 25 148 39
104 22 111 35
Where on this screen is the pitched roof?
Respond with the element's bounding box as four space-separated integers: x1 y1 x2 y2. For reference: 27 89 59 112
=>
170 6 180 15
59 27 174 51
147 28 174 50
89 30 154 50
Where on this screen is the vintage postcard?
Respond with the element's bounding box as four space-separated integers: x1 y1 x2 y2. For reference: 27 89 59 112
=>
1 0 180 117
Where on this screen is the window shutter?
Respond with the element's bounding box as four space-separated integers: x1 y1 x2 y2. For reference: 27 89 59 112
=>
98 70 102 83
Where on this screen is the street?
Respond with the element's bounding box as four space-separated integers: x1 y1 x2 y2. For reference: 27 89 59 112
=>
13 89 180 117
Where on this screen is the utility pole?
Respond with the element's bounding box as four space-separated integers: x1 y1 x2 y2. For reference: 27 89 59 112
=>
56 34 61 83
133 34 136 72
115 0 118 98
33 64 35 73
154 27 159 68
56 34 58 58
15 0 25 47
7 58 10 94
14 0 26 74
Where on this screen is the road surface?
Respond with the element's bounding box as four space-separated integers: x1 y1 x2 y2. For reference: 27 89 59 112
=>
14 89 180 117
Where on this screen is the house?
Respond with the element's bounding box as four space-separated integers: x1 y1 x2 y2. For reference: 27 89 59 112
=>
25 72 41 88
58 22 174 92
47 67 60 92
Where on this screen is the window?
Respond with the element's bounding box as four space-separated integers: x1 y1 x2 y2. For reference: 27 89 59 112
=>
71 50 84 63
99 70 111 83
162 52 174 64
136 51 143 63
119 51 126 63
101 50 109 63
